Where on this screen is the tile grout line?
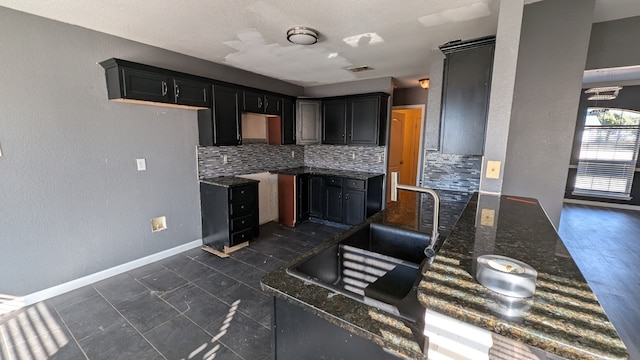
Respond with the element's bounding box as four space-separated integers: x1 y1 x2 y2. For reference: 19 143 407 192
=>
50 302 90 360
92 286 168 360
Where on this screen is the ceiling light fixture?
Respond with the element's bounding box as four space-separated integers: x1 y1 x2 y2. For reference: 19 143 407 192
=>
585 85 622 101
286 27 319 45
419 78 430 89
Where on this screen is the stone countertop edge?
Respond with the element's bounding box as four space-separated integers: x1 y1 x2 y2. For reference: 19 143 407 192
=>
260 218 426 360
199 176 259 187
417 193 628 360
268 166 385 180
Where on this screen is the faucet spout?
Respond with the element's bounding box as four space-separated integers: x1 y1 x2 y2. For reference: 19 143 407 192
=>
390 172 440 255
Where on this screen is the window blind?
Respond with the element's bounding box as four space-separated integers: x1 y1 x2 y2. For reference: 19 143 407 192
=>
574 125 640 198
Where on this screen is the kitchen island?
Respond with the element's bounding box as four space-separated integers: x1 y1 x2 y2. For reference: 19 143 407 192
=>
261 191 627 359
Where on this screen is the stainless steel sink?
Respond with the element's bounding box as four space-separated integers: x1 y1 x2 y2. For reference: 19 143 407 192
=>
286 222 433 322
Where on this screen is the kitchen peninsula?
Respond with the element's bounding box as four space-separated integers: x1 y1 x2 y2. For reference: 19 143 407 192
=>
261 191 627 359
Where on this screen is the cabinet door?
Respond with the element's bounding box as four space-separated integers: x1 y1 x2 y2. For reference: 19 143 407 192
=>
173 78 210 107
349 96 381 146
264 94 281 115
243 91 263 113
297 174 310 222
309 176 324 217
324 185 343 222
440 43 494 155
281 98 296 145
212 85 242 145
322 99 348 144
121 67 171 103
297 100 322 145
343 189 366 225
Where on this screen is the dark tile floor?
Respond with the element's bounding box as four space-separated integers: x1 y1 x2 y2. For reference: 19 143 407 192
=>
2 205 639 360
0 221 341 360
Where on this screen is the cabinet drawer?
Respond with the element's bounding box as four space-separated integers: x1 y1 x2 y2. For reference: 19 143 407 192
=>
325 176 342 186
231 214 253 232
231 228 253 246
230 199 253 217
230 185 255 202
344 179 365 190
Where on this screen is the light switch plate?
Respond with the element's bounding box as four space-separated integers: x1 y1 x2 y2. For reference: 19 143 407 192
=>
486 160 501 179
136 158 146 171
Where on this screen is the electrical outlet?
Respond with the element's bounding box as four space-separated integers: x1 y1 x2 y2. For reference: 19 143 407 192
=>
480 209 495 227
291 150 295 158
222 155 228 164
486 160 501 179
377 154 382 163
136 158 146 171
352 153 356 160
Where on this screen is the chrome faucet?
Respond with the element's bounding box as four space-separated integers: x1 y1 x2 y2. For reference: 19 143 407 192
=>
390 172 440 258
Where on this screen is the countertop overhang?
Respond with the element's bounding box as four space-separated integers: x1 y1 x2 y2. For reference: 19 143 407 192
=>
261 191 627 359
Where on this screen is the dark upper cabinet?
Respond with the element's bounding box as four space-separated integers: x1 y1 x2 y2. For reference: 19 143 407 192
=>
349 95 387 146
99 58 211 108
439 36 495 155
322 93 388 146
281 98 296 145
172 77 210 107
243 91 281 115
198 85 242 146
117 67 171 103
323 99 348 144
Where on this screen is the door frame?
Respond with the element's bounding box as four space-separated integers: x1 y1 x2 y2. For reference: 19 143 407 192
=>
391 105 426 186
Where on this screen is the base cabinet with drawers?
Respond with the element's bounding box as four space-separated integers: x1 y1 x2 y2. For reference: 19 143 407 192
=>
278 172 383 227
200 180 259 252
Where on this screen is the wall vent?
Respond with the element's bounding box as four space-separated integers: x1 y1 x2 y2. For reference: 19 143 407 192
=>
347 65 375 73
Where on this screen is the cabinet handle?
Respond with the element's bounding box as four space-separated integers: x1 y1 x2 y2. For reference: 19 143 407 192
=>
346 193 349 200
342 133 345 138
258 97 263 109
203 88 207 102
240 190 245 195
174 84 180 101
349 133 352 139
161 81 168 96
338 193 342 200
264 98 269 110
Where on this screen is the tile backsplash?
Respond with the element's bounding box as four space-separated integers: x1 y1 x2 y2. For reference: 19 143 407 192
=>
303 145 385 173
422 151 481 193
198 144 386 178
198 144 304 178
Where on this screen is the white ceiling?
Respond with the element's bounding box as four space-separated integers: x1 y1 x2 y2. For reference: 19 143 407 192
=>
1 0 640 88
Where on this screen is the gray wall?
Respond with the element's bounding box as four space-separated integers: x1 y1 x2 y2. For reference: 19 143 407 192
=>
586 16 640 70
0 7 300 296
502 0 595 228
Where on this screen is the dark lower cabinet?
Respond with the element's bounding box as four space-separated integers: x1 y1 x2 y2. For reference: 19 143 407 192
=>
343 188 366 225
198 85 242 146
200 181 259 251
272 297 403 359
324 183 344 222
309 176 324 218
297 174 310 222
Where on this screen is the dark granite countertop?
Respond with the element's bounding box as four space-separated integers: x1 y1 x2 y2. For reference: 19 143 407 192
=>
270 166 384 180
200 176 259 187
261 191 627 359
417 193 627 359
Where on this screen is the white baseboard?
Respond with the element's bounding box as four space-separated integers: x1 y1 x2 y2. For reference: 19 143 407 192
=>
1 239 202 316
563 198 640 211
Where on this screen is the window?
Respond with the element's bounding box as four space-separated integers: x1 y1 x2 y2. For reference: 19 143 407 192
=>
573 108 640 199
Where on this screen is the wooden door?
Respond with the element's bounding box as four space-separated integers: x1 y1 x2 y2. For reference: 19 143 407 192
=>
387 111 405 202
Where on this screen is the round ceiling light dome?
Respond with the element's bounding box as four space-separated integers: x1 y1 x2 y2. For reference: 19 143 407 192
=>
287 27 319 45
